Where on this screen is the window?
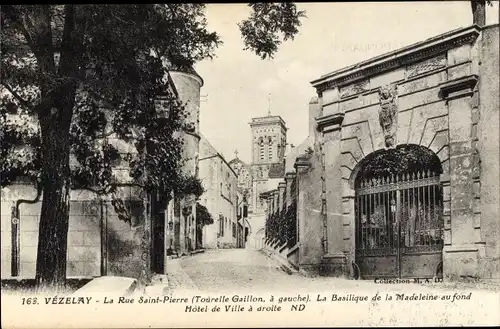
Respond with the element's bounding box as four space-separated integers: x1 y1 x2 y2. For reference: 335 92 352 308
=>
232 223 236 238
268 137 273 161
220 215 225 236
259 138 265 160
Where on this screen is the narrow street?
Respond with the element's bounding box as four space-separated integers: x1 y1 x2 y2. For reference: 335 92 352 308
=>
168 248 370 294
173 248 319 293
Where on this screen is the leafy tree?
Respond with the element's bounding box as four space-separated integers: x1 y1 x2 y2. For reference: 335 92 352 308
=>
196 202 214 227
1 4 305 289
239 3 306 59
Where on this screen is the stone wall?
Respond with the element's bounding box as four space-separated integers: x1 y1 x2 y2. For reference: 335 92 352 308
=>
1 184 148 279
309 25 499 280
199 136 238 249
170 70 203 255
295 151 324 275
477 25 500 279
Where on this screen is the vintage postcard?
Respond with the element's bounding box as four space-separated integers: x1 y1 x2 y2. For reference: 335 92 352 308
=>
1 2 499 328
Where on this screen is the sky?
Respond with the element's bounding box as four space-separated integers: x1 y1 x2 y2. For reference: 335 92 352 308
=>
195 2 499 165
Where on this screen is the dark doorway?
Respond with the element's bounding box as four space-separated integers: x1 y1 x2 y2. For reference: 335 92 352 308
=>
151 210 165 274
196 224 203 249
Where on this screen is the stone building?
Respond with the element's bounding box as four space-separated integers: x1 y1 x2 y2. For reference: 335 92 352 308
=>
164 65 204 259
198 134 238 249
265 24 499 281
235 190 250 248
1 66 203 281
229 114 288 249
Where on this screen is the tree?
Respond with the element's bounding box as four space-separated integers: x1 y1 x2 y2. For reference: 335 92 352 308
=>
239 3 306 59
196 202 214 227
1 4 305 289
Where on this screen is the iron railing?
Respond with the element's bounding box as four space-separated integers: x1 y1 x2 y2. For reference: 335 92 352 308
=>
355 170 444 257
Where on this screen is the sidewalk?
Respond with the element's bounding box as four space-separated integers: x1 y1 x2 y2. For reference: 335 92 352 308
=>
260 248 500 293
260 248 299 276
141 252 203 296
164 256 199 293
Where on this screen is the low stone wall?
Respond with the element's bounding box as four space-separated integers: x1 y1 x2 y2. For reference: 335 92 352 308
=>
1 184 149 280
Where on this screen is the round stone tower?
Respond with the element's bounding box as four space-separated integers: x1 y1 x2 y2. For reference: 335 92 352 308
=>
169 67 203 178
168 65 203 254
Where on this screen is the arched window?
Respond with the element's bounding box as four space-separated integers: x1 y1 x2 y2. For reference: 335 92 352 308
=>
268 137 273 161
259 138 265 161
354 144 443 280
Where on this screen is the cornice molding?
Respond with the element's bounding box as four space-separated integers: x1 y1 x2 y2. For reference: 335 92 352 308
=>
311 25 481 93
294 156 311 171
316 113 345 133
439 75 479 100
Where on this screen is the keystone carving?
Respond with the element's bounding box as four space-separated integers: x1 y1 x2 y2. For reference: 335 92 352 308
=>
378 85 398 148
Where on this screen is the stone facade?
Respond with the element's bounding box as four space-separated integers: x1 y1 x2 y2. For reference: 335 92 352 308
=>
266 24 500 281
167 69 203 257
198 134 238 249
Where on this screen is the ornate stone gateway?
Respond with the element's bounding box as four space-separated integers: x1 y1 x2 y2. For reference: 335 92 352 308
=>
354 169 444 279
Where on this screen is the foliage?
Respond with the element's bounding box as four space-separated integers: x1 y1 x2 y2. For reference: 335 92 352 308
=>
239 3 306 59
0 4 306 287
196 202 214 227
1 5 220 196
1 3 305 194
285 200 297 248
177 175 205 198
355 145 442 185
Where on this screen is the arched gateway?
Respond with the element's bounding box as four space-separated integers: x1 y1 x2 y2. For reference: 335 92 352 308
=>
352 144 444 279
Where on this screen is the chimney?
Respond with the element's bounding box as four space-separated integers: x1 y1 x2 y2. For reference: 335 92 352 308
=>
309 96 320 137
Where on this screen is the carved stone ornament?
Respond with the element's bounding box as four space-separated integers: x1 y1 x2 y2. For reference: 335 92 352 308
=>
378 85 398 148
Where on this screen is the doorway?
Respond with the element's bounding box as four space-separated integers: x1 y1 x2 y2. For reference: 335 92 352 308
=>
353 145 444 279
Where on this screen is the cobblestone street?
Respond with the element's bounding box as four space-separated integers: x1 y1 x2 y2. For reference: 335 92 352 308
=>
165 248 500 296
168 248 328 294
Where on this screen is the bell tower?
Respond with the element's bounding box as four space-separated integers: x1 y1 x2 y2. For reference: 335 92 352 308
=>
250 115 287 167
249 114 287 215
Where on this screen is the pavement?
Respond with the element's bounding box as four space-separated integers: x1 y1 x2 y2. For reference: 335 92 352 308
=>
159 248 500 296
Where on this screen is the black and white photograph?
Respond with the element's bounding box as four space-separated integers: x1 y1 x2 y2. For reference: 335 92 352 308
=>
1 2 499 328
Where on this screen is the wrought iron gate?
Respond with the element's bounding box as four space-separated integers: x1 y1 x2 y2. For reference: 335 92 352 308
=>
355 170 444 279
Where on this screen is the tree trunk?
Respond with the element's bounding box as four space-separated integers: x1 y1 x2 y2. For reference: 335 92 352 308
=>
471 0 486 26
35 110 72 291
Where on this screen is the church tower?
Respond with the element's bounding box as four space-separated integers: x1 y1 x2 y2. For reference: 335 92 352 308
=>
249 114 287 215
250 115 287 172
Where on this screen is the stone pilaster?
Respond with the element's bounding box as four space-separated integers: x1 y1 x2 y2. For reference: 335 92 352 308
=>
294 155 310 261
316 113 347 276
440 75 484 278
278 182 286 211
273 190 279 215
285 172 296 208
